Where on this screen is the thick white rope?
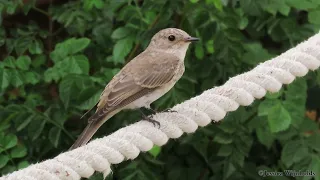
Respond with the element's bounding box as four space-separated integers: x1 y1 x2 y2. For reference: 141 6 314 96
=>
2 33 320 180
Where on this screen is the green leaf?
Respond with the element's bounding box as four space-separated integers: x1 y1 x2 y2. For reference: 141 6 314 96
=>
0 134 18 150
15 114 34 132
190 0 199 3
306 133 320 152
83 0 104 10
214 133 233 144
32 54 46 68
10 145 27 158
113 37 134 64
50 38 91 62
68 38 91 54
25 72 40 85
77 86 103 110
206 0 223 11
44 68 60 83
3 56 16 68
16 56 31 70
223 161 236 179
0 155 9 168
265 90 283 99
205 40 214 54
58 55 90 75
309 10 320 24
9 69 24 87
29 40 43 54
283 79 307 126
0 68 10 90
28 117 46 141
281 140 308 167
242 43 273 65
49 127 61 148
148 145 161 158
267 103 291 133
286 0 315 10
238 17 249 30
111 27 131 39
256 126 274 149
59 76 79 108
218 122 237 134
17 161 29 169
6 2 17 14
258 99 281 116
195 43 204 60
217 144 232 157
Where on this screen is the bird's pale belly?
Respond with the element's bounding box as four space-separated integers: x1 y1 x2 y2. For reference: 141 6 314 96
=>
125 81 176 109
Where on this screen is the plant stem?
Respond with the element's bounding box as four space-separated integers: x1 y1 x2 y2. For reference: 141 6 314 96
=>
32 7 50 17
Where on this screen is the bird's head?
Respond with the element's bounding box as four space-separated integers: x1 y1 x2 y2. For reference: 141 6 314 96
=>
147 28 199 58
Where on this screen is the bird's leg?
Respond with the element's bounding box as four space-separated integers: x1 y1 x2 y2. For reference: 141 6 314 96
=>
147 107 158 114
139 108 160 127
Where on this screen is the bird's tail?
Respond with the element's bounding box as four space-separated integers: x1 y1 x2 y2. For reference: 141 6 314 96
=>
69 120 103 150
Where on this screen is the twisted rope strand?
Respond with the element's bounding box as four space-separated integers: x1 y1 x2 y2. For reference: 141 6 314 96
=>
1 33 320 180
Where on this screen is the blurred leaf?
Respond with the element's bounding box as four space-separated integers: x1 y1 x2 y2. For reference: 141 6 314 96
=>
59 76 78 108
3 56 16 68
111 27 131 39
0 155 9 168
268 103 291 133
25 72 40 85
309 10 320 25
242 43 273 65
49 127 61 148
113 37 134 64
306 133 320 152
50 38 91 62
256 126 274 149
281 140 308 167
17 161 29 169
16 56 31 70
195 43 204 60
68 38 91 54
29 40 43 54
83 0 104 10
286 0 315 10
9 69 24 87
258 99 281 116
0 134 18 150
28 117 46 141
0 68 10 90
77 86 103 110
214 133 233 144
10 145 27 158
217 144 232 157
148 145 161 158
32 54 46 68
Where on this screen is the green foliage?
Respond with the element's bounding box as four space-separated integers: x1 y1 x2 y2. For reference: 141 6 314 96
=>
0 0 320 179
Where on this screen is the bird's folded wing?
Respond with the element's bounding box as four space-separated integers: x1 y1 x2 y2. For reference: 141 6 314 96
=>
89 55 180 123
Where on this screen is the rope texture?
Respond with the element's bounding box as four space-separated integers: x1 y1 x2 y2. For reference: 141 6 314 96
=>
1 33 320 180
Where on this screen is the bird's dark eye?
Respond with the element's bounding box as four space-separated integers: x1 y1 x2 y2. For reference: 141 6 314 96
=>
168 35 175 41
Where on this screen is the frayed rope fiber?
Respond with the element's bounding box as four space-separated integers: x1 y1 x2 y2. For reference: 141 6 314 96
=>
1 33 320 180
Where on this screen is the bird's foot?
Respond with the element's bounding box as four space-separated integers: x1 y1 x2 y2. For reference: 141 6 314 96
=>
142 115 160 128
139 108 160 127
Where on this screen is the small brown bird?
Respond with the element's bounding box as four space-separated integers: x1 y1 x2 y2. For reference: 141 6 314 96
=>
70 28 199 149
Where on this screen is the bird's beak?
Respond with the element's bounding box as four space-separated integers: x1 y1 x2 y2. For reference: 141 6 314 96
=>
184 37 199 42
